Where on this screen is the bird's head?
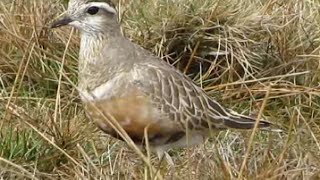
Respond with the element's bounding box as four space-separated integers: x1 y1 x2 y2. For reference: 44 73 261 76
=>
51 0 119 35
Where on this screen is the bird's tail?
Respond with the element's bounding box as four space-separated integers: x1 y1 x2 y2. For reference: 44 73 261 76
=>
204 97 281 132
211 110 281 132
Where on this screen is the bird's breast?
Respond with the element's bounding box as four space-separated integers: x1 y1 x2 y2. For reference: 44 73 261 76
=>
83 94 180 145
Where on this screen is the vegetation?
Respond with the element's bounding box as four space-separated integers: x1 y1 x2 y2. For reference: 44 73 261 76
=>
1 0 320 179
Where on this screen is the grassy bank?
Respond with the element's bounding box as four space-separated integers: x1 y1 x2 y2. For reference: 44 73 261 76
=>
0 0 320 179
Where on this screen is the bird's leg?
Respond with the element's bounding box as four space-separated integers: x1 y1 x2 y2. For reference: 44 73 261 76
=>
164 152 174 166
156 148 174 166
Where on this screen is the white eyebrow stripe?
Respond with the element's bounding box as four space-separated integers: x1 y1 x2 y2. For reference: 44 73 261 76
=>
88 2 117 14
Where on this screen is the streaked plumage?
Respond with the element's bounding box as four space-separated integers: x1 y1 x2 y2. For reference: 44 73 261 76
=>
51 0 278 162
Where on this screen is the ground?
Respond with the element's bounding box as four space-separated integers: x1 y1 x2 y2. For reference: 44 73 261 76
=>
0 0 320 179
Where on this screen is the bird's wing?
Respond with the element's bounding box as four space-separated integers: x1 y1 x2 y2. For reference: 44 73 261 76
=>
131 59 271 131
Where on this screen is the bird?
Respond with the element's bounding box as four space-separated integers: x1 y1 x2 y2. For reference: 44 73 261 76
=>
50 0 278 164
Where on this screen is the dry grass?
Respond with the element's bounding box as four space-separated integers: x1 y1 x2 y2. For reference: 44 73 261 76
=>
1 0 320 179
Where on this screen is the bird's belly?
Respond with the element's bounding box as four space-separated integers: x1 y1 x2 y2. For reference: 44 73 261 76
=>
83 95 182 146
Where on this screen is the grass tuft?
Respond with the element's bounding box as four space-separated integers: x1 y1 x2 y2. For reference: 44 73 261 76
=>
1 0 320 179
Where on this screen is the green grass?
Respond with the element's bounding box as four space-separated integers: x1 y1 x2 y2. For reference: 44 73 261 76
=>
1 0 320 179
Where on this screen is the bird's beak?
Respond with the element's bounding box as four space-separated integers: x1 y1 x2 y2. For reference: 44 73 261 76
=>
50 15 73 28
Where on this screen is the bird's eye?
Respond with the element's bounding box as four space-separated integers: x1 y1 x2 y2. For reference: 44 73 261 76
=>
87 6 99 15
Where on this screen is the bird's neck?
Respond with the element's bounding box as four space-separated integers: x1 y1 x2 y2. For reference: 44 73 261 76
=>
78 32 118 91
79 32 105 64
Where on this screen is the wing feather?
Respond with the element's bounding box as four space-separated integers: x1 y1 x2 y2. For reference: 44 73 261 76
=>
131 59 272 131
